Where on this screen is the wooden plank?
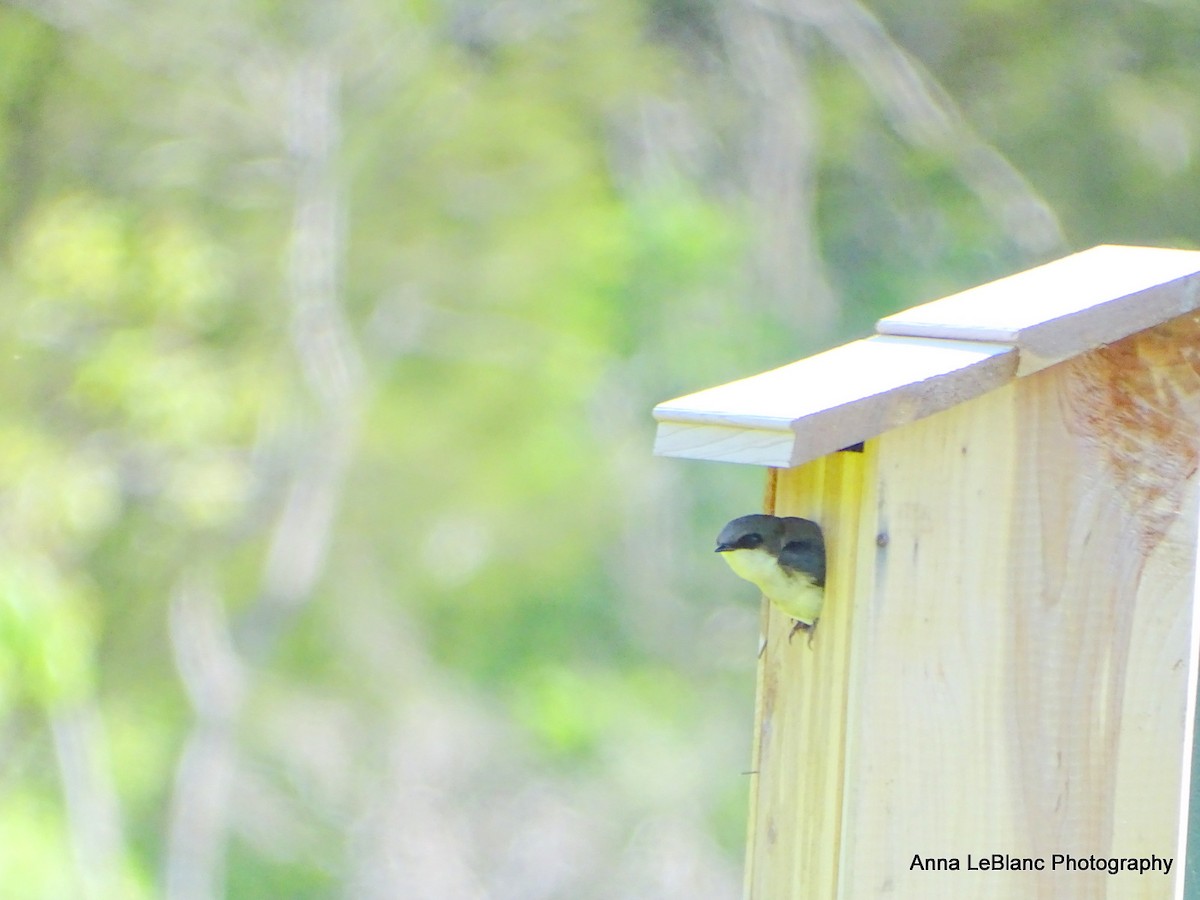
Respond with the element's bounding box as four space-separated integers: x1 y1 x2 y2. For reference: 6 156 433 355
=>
876 245 1200 375
837 383 1030 899
1182 634 1200 897
652 336 1016 467
652 422 800 468
744 449 869 898
833 312 1200 898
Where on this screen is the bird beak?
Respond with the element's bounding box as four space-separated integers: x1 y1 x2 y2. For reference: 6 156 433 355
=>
714 543 732 553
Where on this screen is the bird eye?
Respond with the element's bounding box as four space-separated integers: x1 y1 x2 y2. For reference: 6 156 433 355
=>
741 534 763 549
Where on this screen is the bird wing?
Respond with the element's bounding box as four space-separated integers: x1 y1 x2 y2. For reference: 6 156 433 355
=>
777 520 826 588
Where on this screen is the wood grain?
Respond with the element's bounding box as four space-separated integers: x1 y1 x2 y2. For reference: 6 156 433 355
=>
876 245 1200 375
655 246 1200 469
746 312 1200 899
653 336 1016 467
745 450 869 898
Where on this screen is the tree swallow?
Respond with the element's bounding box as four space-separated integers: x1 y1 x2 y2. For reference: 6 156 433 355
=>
715 514 826 641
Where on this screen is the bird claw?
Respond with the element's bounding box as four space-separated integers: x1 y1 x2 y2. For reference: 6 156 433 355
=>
788 618 819 648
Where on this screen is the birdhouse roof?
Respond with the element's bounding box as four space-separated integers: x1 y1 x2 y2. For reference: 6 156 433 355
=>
652 244 1200 467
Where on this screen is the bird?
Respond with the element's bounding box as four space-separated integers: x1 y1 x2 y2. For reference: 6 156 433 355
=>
714 514 826 643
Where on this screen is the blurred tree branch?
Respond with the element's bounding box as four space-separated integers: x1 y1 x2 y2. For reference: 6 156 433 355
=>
51 703 126 900
164 47 364 898
751 0 1066 254
719 2 838 334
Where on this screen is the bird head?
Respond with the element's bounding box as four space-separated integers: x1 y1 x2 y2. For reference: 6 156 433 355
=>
715 514 786 555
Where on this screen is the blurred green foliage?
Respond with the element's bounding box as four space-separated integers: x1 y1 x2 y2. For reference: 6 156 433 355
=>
1 0 1198 895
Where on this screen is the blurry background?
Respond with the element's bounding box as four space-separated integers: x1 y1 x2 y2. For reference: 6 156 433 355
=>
1 0 1197 896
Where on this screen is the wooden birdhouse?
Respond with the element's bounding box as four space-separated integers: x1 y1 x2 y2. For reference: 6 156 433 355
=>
652 245 1200 899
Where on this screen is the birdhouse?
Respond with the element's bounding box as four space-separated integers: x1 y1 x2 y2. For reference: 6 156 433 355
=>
652 245 1200 899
